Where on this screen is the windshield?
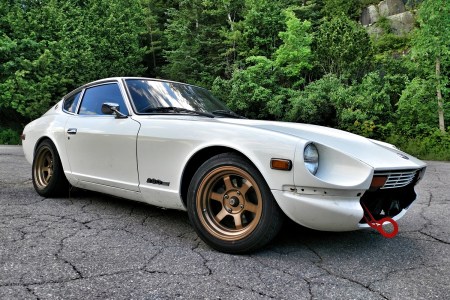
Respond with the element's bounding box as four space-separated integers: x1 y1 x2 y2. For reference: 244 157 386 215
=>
125 79 231 114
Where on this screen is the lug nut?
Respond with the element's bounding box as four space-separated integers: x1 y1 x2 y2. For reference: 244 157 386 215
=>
237 191 241 195
224 194 229 199
226 208 232 213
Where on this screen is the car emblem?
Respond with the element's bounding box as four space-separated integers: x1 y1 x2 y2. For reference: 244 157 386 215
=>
397 153 409 160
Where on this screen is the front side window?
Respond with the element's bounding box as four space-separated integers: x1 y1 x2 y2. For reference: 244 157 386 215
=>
63 92 81 113
79 83 129 115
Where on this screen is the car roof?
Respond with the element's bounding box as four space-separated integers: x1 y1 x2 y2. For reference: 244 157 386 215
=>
63 77 200 100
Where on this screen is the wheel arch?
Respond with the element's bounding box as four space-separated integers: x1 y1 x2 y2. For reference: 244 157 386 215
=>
180 146 261 208
32 136 69 175
34 136 55 155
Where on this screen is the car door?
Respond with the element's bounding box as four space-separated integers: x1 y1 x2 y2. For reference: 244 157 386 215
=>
65 81 141 192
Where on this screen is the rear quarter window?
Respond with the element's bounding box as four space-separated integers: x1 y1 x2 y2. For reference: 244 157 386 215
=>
63 92 81 113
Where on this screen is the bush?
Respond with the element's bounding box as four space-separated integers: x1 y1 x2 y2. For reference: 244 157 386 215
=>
386 130 450 161
0 128 21 145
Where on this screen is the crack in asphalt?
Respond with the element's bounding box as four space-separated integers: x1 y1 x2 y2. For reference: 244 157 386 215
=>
419 231 450 245
303 243 389 300
1 149 448 299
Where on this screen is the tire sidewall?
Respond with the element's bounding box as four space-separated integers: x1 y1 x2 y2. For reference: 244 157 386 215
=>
187 153 282 253
32 140 67 197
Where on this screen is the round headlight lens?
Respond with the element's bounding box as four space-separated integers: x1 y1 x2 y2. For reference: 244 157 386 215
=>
304 143 319 175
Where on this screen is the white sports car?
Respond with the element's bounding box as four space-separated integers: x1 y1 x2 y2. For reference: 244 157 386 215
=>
22 77 426 253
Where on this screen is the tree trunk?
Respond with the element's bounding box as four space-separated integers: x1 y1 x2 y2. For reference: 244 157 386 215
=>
436 57 445 132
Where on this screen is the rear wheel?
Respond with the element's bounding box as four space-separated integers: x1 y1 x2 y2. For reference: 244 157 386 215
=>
187 153 283 253
32 140 69 197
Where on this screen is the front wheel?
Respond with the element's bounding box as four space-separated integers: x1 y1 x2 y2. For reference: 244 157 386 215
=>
32 140 69 197
187 153 283 253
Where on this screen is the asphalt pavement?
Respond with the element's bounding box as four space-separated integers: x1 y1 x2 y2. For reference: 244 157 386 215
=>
0 145 449 299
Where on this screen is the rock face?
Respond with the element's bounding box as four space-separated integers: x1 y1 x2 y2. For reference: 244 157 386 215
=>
361 0 414 36
379 0 406 17
387 11 415 35
361 5 379 25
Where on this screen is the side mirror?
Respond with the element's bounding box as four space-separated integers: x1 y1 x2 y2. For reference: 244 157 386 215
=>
101 102 128 118
101 102 119 115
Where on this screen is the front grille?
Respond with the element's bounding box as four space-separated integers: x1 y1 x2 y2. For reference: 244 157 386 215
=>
374 170 418 189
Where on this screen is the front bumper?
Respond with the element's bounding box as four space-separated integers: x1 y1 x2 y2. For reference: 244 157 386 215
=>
272 185 414 232
272 190 365 231
273 166 425 232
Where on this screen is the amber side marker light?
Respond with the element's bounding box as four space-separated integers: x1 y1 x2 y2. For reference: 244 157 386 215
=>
370 176 387 189
20 134 26 141
270 158 292 171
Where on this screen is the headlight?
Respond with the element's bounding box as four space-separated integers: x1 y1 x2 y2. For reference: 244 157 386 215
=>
304 143 319 175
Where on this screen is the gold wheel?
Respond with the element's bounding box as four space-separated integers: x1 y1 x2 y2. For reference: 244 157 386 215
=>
33 146 54 190
196 166 263 241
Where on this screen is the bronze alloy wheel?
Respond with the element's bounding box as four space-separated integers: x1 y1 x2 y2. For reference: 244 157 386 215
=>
33 145 54 190
32 140 69 197
188 153 284 253
196 166 263 241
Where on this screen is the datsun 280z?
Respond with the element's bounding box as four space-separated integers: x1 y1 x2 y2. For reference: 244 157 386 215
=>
22 77 427 253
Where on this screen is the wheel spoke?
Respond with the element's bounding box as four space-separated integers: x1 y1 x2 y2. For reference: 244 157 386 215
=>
239 180 252 196
44 173 52 182
233 214 243 229
215 208 229 223
45 156 52 167
210 192 223 202
245 201 258 213
223 175 234 191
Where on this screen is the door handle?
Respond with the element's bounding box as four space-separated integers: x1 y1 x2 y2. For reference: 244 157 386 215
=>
67 128 77 135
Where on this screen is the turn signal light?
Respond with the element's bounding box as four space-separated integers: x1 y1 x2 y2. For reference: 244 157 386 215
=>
270 158 292 171
370 176 388 189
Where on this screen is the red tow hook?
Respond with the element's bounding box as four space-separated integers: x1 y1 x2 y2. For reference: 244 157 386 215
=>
362 204 399 238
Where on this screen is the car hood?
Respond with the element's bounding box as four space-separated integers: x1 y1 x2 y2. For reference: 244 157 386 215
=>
217 118 425 170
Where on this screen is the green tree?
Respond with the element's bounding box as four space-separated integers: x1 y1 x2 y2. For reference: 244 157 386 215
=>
274 10 312 80
0 0 147 119
286 74 341 125
396 77 437 136
332 72 393 137
234 0 289 60
314 15 373 82
322 0 361 20
411 0 450 132
163 0 243 86
213 9 312 120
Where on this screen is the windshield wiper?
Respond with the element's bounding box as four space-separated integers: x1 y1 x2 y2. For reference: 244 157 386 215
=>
144 107 214 118
211 110 245 119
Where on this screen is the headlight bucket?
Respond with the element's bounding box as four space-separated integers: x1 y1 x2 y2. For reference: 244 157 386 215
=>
304 143 319 175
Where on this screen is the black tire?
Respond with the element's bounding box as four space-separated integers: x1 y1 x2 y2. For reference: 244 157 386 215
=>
32 139 69 197
187 153 284 253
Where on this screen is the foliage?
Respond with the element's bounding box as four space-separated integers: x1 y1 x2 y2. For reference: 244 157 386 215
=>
387 130 450 161
314 15 373 82
0 0 147 119
411 0 450 132
212 9 313 120
162 0 232 86
331 72 394 137
322 0 361 20
0 128 20 145
0 0 449 160
286 75 341 125
395 77 437 136
274 10 313 79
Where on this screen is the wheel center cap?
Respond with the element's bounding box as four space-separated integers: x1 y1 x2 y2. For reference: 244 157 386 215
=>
229 197 240 207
